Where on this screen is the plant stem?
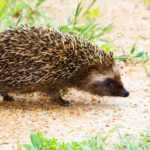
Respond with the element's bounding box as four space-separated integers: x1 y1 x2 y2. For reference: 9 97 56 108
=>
83 0 97 16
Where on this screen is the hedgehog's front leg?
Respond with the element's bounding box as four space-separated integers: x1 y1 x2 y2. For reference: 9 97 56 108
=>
49 89 70 107
54 96 70 107
1 93 14 101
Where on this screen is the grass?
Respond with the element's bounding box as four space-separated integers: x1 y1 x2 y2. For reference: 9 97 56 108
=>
0 0 52 29
15 127 150 150
115 43 150 63
57 0 113 46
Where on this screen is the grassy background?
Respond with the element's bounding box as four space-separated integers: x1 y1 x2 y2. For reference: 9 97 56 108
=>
16 127 150 150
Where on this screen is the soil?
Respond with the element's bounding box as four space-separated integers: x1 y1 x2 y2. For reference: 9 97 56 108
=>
0 0 150 149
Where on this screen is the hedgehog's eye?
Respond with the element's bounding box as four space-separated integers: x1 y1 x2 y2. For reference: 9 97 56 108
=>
104 79 113 87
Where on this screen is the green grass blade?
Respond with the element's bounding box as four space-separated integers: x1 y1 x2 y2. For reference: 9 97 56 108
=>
30 132 42 150
130 43 136 55
73 1 83 29
134 51 145 58
115 55 128 61
23 144 34 150
78 22 99 36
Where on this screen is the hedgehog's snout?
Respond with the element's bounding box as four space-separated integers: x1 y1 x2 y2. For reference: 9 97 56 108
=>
120 88 129 97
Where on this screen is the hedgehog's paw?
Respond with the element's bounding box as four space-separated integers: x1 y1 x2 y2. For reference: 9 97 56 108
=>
2 94 14 101
55 97 70 107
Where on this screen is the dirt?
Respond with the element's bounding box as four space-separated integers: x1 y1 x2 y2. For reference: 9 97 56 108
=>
0 0 150 149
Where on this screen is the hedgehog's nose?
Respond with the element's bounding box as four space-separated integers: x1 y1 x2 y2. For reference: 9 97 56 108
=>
121 89 129 97
123 90 129 97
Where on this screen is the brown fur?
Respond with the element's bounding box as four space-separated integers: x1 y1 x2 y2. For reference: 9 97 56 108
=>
0 26 129 106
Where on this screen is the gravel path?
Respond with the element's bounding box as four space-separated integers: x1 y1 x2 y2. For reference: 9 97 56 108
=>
0 0 150 149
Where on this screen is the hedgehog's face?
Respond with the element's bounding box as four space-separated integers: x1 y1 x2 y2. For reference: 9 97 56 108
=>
83 64 129 97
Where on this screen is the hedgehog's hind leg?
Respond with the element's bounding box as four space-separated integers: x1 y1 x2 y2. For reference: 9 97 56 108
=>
1 93 14 101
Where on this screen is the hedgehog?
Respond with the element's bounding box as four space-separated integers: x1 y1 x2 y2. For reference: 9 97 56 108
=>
0 26 129 106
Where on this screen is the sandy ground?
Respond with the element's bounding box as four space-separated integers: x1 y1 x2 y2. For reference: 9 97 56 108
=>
0 0 150 149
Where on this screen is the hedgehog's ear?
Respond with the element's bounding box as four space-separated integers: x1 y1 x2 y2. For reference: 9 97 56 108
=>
85 63 100 73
